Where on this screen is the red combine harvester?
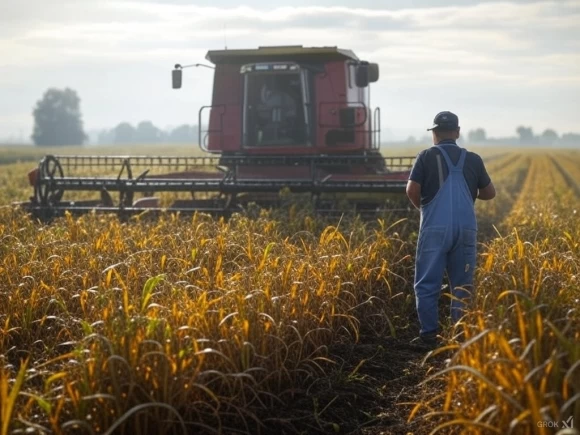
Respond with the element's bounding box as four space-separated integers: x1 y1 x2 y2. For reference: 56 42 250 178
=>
19 46 416 221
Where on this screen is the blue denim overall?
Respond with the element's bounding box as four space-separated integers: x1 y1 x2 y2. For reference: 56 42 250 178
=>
414 145 477 338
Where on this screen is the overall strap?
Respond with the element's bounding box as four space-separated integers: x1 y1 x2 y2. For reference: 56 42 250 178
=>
456 148 467 169
436 154 444 188
436 145 455 169
437 145 467 171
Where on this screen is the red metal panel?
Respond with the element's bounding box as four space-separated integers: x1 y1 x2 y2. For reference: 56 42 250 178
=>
207 65 243 152
315 61 367 154
315 61 344 149
242 146 316 155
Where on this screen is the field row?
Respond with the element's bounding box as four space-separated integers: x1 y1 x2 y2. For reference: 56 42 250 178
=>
476 152 531 237
477 151 580 235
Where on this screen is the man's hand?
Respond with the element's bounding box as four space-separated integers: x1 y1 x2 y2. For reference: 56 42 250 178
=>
406 180 422 209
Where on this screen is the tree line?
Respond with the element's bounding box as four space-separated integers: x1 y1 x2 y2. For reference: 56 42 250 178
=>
405 127 580 147
463 127 579 147
96 122 198 145
29 87 580 147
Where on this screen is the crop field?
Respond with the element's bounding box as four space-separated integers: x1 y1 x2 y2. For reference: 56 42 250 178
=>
0 146 579 434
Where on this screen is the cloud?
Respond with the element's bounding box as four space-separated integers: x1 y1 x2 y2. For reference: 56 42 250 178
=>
0 0 579 138
2 0 579 86
2 1 578 71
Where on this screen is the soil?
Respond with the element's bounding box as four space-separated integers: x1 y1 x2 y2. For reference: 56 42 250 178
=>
262 328 453 435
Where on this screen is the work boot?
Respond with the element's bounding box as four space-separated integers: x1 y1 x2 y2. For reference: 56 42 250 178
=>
410 332 441 350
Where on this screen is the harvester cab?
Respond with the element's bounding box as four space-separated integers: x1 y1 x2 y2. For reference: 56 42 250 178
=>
173 46 380 154
19 45 416 221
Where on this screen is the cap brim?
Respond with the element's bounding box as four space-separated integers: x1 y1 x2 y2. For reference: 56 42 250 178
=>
427 124 458 131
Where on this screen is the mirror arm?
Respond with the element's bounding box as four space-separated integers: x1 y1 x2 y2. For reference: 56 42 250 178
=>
175 63 215 70
172 62 214 89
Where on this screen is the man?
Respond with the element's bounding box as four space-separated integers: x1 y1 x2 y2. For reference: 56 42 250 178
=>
406 111 496 347
258 76 298 144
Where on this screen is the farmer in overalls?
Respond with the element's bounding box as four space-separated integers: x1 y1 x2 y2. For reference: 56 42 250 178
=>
406 111 496 347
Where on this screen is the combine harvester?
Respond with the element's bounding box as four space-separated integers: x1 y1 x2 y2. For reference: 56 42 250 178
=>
18 46 416 222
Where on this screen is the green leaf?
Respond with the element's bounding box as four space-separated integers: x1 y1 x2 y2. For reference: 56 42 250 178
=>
141 274 165 313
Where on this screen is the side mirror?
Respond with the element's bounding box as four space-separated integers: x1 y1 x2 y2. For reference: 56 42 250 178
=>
355 61 379 87
355 62 369 88
368 63 379 83
172 65 182 89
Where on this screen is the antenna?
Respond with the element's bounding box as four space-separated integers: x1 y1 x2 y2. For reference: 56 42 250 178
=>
223 23 228 50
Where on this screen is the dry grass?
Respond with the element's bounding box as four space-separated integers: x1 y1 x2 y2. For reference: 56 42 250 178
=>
0 208 417 434
0 148 579 434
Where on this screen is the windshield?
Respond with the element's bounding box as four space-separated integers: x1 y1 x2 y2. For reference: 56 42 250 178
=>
242 68 310 147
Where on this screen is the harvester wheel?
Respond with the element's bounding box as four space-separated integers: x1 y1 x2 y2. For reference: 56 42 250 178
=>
35 155 64 206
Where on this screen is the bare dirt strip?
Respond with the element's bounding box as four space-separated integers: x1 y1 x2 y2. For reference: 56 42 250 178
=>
550 155 580 199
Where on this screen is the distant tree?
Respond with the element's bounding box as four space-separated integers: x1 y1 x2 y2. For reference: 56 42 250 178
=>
561 133 580 146
540 129 559 146
113 122 136 144
516 126 535 144
168 124 196 143
134 121 162 144
467 128 487 143
31 88 87 146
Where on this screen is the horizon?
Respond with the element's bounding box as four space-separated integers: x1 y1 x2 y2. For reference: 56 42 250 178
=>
1 0 579 143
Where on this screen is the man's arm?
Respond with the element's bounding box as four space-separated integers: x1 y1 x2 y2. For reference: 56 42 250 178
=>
406 180 422 209
478 181 496 200
406 152 424 209
476 155 496 200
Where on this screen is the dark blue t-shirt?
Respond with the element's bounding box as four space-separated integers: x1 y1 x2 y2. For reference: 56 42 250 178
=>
409 140 491 206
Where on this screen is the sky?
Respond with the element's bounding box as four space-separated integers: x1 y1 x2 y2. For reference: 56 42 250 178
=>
0 0 579 142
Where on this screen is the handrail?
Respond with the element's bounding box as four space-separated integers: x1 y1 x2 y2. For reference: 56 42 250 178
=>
372 107 381 150
198 104 228 153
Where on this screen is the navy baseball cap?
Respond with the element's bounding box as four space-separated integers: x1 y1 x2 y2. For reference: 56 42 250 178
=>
427 111 459 131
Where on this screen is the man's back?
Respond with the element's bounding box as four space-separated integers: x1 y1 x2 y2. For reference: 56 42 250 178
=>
409 140 491 207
